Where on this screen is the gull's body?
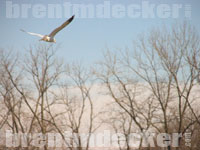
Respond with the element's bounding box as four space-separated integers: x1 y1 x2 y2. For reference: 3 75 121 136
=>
40 35 54 43
21 15 75 43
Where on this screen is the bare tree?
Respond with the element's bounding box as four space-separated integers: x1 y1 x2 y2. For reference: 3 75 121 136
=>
45 63 100 150
103 104 134 150
96 23 200 150
0 23 199 150
95 50 158 150
0 49 26 150
0 44 64 150
121 23 200 150
0 45 100 150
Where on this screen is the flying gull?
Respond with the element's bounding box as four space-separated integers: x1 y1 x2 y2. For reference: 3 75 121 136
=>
20 15 75 43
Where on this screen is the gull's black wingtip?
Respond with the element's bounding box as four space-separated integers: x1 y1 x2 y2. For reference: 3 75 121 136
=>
20 29 25 32
69 15 75 22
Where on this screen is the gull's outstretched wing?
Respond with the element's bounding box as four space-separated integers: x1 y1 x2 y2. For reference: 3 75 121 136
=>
49 15 75 38
20 29 44 38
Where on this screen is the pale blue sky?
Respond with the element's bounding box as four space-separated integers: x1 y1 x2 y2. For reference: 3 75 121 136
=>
0 0 200 64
